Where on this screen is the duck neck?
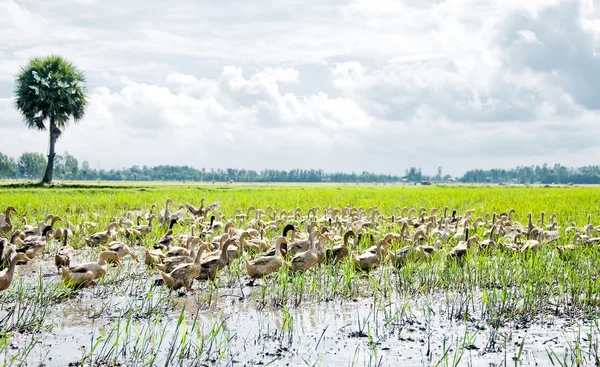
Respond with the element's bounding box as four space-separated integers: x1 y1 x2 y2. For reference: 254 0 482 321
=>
10 232 21 245
343 231 353 247
194 246 205 264
6 257 21 279
98 254 109 266
308 231 315 250
220 241 231 261
50 216 61 227
274 239 283 258
376 242 384 259
4 208 13 226
317 236 326 251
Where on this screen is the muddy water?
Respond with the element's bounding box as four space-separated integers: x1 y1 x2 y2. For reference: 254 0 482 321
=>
1 250 598 366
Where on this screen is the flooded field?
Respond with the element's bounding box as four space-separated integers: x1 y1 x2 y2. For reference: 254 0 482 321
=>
1 184 600 366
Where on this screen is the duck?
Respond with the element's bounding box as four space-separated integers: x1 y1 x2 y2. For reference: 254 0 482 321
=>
390 245 420 268
289 230 320 272
53 222 75 241
0 206 17 233
541 226 561 243
85 222 119 247
206 233 231 257
23 215 59 238
447 229 479 260
1 231 23 265
176 224 197 246
17 225 54 260
186 197 222 219
145 248 166 267
501 233 523 252
198 213 218 229
156 249 196 273
243 228 270 253
126 214 157 239
166 245 190 258
196 238 236 287
555 234 581 260
104 241 139 262
0 254 30 291
158 243 208 292
326 230 355 264
118 216 135 229
170 205 188 223
0 238 9 269
224 236 244 265
573 232 600 246
390 231 430 268
207 214 225 230
156 238 198 273
286 223 319 258
314 232 332 264
245 236 288 279
21 216 33 232
478 225 497 249
158 198 174 226
521 231 543 253
196 215 217 236
236 231 261 254
262 224 299 256
154 218 178 250
353 239 388 272
55 231 75 272
366 233 396 259
61 251 121 287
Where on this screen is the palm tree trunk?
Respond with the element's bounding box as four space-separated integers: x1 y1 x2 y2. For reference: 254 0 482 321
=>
42 120 59 184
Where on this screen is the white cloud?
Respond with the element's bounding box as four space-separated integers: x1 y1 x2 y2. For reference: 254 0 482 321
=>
1 0 599 176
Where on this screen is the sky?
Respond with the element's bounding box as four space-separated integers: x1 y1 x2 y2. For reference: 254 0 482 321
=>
1 0 600 177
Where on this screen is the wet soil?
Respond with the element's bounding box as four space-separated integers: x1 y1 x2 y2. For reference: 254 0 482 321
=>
1 248 597 366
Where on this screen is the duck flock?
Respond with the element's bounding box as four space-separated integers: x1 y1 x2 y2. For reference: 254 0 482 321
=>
0 198 597 293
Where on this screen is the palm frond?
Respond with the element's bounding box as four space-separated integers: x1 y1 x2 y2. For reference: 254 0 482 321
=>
13 55 88 130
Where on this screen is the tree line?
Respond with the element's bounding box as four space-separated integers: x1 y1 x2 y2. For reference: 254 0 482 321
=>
1 151 598 184
460 164 600 184
0 151 404 183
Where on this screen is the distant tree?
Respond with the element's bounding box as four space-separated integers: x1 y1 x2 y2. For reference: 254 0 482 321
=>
80 160 92 179
405 167 423 182
0 152 18 178
63 152 79 179
18 152 46 179
54 154 65 178
13 55 88 184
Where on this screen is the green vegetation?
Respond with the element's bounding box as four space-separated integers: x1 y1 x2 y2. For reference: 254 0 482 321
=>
1 185 600 366
13 55 88 184
462 163 600 184
2 150 600 184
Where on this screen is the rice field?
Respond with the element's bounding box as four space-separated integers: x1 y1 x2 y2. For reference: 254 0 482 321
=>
1 183 600 366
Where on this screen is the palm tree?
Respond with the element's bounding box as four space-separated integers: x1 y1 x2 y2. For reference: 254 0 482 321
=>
13 55 88 184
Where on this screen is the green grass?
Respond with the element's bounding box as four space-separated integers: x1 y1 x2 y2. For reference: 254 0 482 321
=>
3 183 599 224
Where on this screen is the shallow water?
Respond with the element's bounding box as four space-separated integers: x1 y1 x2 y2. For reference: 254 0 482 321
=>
1 249 599 367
